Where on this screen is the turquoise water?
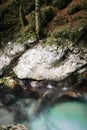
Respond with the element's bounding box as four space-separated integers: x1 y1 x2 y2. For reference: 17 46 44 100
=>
30 101 87 130
0 97 87 130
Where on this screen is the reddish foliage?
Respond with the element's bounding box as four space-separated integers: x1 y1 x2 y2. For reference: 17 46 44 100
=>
47 0 86 32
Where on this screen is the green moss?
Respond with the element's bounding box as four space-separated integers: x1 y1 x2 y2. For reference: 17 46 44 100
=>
22 0 35 14
70 20 87 42
68 4 82 14
45 36 58 46
41 0 52 6
52 0 72 10
50 19 87 43
41 6 56 26
83 0 87 9
0 0 21 42
50 24 69 39
53 16 68 26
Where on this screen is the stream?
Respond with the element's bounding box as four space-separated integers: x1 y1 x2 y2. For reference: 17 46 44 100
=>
0 79 87 130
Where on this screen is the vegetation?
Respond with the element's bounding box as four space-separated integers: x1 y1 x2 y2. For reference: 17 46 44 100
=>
16 0 27 28
68 4 82 14
52 0 72 10
0 0 87 43
29 6 56 33
83 0 87 9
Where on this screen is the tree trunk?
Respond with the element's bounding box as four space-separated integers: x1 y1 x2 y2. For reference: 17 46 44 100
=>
35 0 42 39
16 0 27 28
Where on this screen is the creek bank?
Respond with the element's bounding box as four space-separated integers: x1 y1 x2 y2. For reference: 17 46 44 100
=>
0 37 87 85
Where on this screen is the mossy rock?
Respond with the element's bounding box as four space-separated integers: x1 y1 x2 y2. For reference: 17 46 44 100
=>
52 0 72 10
70 20 87 42
50 19 87 43
68 4 82 14
0 77 18 89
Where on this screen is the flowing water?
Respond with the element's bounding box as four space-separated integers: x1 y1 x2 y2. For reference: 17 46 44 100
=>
0 80 87 130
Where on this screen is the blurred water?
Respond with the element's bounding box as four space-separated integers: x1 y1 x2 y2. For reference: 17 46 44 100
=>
0 84 87 130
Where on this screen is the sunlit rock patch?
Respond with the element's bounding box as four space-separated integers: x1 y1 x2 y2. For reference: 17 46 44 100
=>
0 42 24 75
13 43 86 81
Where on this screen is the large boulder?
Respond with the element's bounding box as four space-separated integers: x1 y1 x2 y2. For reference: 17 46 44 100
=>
13 40 86 81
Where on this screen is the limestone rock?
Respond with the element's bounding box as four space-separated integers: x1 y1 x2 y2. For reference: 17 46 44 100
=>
0 42 24 75
13 43 86 81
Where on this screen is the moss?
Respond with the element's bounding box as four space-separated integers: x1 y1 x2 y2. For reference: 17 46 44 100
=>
44 36 58 46
72 16 84 21
22 0 35 14
50 24 68 39
50 19 87 43
68 5 82 14
52 0 72 10
0 0 21 43
41 0 52 6
53 16 68 26
41 6 56 26
70 20 87 42
83 0 87 9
